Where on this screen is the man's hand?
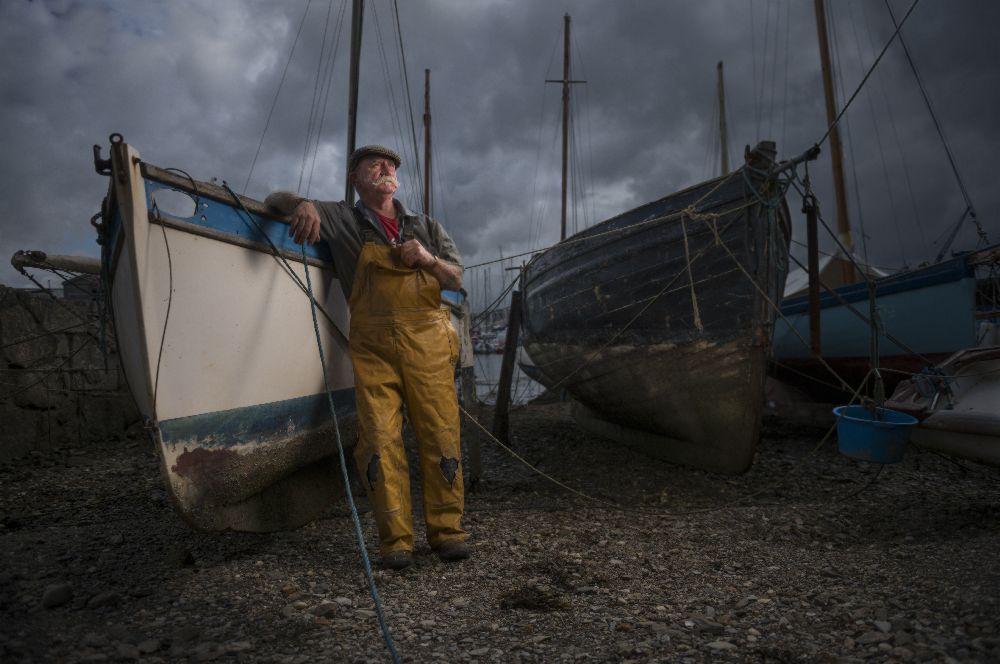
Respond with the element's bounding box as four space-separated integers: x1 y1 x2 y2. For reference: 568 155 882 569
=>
289 200 321 245
400 239 462 290
399 239 435 269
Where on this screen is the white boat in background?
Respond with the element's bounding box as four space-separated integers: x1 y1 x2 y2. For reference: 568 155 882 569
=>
886 326 1000 468
95 134 355 532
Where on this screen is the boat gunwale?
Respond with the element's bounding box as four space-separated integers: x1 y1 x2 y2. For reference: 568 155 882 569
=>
522 164 791 298
779 249 985 315
141 162 276 220
149 211 334 270
522 170 751 284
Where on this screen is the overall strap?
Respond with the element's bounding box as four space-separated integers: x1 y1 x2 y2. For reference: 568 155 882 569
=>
400 216 416 243
352 206 380 244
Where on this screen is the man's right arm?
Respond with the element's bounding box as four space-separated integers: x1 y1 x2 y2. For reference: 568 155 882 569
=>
265 191 322 245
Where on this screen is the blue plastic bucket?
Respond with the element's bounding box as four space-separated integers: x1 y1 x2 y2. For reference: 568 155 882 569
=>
832 405 918 464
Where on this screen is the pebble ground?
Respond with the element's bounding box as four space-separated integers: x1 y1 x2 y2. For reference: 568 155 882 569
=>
1 401 998 663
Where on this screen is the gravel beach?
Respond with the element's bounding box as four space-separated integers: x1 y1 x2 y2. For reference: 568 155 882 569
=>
1 400 998 663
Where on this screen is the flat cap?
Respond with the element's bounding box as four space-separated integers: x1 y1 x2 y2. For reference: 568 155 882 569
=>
348 145 401 173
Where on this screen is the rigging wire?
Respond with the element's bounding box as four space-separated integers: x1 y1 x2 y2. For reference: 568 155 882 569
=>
392 0 425 206
825 0 871 265
882 0 986 245
527 27 563 252
370 1 419 208
529 88 564 252
857 0 928 258
526 80 552 252
706 92 720 180
298 0 338 193
764 0 778 140
570 30 594 229
569 96 579 236
830 0 907 268
833 4 873 267
243 0 315 193
431 125 452 223
780 0 791 154
816 0 920 148
579 42 598 228
750 0 760 141
380 0 421 209
306 0 349 196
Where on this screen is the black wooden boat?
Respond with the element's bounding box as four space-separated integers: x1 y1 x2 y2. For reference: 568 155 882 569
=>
519 142 793 474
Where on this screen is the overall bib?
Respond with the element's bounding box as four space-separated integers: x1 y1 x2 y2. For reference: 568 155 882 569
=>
348 237 465 555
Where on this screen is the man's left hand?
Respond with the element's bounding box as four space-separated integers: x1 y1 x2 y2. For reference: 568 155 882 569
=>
399 239 435 269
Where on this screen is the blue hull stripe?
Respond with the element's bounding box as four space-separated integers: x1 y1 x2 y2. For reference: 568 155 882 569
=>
159 389 356 449
143 179 333 263
781 253 974 315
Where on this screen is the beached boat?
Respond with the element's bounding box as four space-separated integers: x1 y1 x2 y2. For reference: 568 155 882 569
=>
772 246 1000 398
768 1 1000 400
886 338 1000 467
519 142 794 474
94 135 356 532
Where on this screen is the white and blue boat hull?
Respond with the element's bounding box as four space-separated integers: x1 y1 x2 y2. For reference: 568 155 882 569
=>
100 137 355 531
772 253 986 395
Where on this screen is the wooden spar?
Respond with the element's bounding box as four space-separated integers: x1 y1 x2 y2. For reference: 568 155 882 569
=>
804 194 822 355
345 0 364 204
813 0 855 284
492 290 523 445
11 251 101 275
423 69 432 216
717 61 730 176
544 14 586 242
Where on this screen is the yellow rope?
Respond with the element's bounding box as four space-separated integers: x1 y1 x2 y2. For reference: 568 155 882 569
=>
460 365 873 518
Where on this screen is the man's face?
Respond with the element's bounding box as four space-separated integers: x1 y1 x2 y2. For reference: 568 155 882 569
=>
352 156 399 197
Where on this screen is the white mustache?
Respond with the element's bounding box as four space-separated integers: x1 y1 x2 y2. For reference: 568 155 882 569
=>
372 175 399 187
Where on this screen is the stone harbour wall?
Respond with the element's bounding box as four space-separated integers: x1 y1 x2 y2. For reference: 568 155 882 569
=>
0 285 138 461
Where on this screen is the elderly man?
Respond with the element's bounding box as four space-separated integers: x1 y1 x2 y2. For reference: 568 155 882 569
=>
266 145 469 570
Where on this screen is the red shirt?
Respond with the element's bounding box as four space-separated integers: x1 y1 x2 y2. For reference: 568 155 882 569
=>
373 211 400 244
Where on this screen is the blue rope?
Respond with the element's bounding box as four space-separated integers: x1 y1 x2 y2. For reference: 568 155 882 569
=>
218 182 400 662
301 248 401 664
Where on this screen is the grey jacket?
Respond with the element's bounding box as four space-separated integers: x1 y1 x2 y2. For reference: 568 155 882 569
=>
314 199 463 299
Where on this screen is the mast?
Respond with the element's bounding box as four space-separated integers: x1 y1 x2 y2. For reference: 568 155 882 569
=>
345 0 364 204
423 68 432 216
813 0 855 282
545 14 585 241
559 13 570 241
717 61 730 176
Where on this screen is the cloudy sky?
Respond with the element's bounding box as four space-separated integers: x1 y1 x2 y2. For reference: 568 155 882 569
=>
1 0 997 309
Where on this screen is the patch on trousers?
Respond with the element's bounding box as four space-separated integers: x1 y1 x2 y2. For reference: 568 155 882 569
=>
439 456 459 487
366 453 381 490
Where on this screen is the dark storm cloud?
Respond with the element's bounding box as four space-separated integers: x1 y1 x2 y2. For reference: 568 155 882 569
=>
1 0 997 298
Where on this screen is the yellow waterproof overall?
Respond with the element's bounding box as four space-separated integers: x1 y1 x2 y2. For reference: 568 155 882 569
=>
348 240 465 555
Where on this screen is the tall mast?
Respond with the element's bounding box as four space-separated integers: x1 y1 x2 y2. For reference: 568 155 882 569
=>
545 14 585 241
813 0 855 282
345 0 364 204
423 69 432 216
717 61 730 176
559 13 570 241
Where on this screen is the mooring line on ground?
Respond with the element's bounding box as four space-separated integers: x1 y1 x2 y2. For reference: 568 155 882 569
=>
458 366 880 520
